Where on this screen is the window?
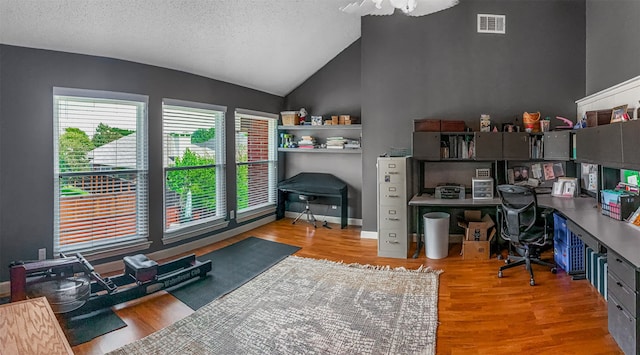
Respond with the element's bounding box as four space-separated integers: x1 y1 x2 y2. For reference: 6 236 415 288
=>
235 109 278 218
53 88 148 256
163 99 226 239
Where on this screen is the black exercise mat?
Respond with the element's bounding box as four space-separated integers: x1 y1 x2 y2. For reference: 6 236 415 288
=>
61 307 127 346
169 236 300 310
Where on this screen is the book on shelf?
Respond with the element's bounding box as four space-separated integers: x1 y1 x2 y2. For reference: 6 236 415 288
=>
326 145 344 149
298 145 316 149
628 206 640 230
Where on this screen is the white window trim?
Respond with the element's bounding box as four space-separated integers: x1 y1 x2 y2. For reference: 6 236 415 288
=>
234 109 278 218
53 87 149 255
162 98 227 240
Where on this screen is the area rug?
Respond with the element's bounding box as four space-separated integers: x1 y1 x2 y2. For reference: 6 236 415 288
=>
109 256 442 355
169 236 301 310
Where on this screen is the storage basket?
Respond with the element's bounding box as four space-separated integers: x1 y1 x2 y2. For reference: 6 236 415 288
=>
554 240 584 273
553 213 582 247
600 190 640 221
281 111 299 126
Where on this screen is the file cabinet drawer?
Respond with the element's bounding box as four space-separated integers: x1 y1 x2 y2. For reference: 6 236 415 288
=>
608 272 638 316
378 183 407 203
379 206 407 229
608 294 637 355
609 250 638 289
378 229 408 257
377 160 406 184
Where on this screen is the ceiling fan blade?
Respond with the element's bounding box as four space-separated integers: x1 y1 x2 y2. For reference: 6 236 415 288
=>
340 0 395 16
405 0 459 17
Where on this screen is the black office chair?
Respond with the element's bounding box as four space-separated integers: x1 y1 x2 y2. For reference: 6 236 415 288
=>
496 184 556 286
292 194 317 228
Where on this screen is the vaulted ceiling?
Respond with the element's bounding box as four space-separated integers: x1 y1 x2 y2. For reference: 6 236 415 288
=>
0 0 361 96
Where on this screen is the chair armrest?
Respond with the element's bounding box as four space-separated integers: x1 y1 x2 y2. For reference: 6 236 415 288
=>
540 207 554 219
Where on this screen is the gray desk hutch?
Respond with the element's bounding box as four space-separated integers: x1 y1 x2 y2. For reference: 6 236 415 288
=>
409 120 640 354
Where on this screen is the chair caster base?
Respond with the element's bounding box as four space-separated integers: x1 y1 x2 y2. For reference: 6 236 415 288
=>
551 267 557 274
498 271 503 278
530 279 535 286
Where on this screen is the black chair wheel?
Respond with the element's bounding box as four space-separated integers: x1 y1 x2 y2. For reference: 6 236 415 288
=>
505 259 511 264
551 267 557 274
497 254 504 260
530 279 535 286
498 271 503 278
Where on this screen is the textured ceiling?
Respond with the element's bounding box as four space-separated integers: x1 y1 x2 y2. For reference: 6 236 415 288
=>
0 0 361 96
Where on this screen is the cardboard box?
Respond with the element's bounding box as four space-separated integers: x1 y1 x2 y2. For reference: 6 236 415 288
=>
462 231 496 260
458 210 495 241
458 210 496 260
440 120 466 132
414 118 441 132
585 110 611 127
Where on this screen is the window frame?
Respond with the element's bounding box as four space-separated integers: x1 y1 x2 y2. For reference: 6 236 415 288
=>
53 87 150 259
234 108 279 222
162 98 229 244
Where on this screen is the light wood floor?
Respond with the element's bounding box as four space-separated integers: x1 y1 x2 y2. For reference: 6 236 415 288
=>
71 218 622 354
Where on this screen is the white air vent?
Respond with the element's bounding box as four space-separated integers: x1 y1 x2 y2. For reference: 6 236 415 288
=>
477 14 506 34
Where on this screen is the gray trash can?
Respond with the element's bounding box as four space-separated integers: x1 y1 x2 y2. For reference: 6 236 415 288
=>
424 212 450 259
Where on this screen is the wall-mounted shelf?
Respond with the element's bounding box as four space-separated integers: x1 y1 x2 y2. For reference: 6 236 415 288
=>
278 125 361 131
278 148 361 154
278 124 362 153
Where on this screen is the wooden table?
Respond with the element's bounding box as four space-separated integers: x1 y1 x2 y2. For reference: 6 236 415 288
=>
0 297 73 354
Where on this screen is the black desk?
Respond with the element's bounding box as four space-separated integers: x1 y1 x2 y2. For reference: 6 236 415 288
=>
277 173 348 229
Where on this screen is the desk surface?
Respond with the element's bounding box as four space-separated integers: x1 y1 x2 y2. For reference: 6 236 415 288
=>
409 194 501 206
0 297 74 355
409 194 640 268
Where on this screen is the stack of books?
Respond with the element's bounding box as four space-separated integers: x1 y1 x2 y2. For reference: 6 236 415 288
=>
298 136 316 149
326 136 346 149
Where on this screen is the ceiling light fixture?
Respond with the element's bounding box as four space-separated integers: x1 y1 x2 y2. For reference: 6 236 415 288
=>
340 0 459 17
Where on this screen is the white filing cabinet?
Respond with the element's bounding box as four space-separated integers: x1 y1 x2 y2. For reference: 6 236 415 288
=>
377 156 411 258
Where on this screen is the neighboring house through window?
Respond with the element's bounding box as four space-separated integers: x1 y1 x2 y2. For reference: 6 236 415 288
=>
53 88 149 257
163 99 227 242
235 109 278 221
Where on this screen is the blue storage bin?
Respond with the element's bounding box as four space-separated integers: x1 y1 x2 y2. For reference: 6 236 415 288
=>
554 240 585 273
553 213 582 247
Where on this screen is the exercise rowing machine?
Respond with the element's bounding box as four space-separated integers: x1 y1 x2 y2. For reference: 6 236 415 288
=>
10 252 212 316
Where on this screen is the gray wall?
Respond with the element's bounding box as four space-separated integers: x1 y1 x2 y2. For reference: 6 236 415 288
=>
360 0 586 231
586 0 640 95
283 39 363 219
0 45 283 281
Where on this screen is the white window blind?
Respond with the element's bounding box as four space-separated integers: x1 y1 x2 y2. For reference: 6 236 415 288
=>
53 88 148 255
163 99 226 235
235 109 278 214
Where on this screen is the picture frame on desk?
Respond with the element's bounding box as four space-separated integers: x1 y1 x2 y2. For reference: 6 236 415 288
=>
611 104 628 123
552 177 577 198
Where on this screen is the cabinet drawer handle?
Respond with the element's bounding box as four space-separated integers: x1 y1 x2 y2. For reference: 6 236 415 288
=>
617 305 623 311
616 258 623 263
617 282 623 287
386 241 400 244
386 194 400 198
387 172 399 175
386 217 400 221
